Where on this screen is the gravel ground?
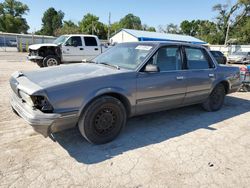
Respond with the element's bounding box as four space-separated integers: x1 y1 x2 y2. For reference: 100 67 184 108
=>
0 52 250 188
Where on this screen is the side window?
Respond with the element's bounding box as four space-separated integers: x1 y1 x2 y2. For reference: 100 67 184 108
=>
65 36 82 46
185 48 211 70
148 47 182 72
84 37 98 46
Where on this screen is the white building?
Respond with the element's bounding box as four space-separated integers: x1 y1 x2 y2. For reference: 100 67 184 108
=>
110 29 207 45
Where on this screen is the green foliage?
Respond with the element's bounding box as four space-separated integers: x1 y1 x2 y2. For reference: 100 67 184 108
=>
158 23 180 34
231 16 250 44
142 24 156 32
39 7 64 36
54 20 80 36
79 13 107 39
119 13 142 30
0 0 29 33
212 0 250 44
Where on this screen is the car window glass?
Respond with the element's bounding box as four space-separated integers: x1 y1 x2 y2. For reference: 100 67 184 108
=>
84 37 98 46
186 48 210 69
148 47 182 72
65 36 82 46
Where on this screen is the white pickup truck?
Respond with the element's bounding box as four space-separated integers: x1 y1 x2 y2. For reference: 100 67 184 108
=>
28 34 108 67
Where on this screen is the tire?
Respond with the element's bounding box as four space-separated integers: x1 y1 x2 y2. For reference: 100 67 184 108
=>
36 61 44 68
78 96 127 144
43 55 60 67
202 84 226 112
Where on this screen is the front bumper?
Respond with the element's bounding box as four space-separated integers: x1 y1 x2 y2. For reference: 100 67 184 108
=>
27 55 44 61
10 93 78 137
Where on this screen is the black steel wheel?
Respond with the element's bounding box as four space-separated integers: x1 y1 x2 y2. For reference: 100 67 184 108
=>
202 84 226 111
78 96 127 144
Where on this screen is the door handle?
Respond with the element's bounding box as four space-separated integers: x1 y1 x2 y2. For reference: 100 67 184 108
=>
176 76 184 80
208 73 215 78
80 48 84 50
94 48 99 51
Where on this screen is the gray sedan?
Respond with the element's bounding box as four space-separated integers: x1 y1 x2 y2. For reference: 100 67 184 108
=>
10 42 241 144
228 51 250 64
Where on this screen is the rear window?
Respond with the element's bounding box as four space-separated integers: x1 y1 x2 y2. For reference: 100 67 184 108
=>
84 37 98 46
185 48 211 70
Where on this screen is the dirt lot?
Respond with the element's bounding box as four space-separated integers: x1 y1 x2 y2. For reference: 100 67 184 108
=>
0 52 250 188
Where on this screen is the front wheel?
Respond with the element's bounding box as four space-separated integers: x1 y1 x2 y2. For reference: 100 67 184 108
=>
78 96 127 144
202 84 226 112
43 55 60 67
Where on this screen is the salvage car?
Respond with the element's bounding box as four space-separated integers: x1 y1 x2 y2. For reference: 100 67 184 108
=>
227 51 250 64
28 34 108 67
10 42 241 144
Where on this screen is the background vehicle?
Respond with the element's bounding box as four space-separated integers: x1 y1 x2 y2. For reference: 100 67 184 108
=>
10 42 241 144
28 34 108 67
210 50 227 64
228 51 250 64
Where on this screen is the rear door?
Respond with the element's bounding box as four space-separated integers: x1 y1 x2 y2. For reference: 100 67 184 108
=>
82 36 101 60
61 36 84 62
136 46 187 114
183 46 216 105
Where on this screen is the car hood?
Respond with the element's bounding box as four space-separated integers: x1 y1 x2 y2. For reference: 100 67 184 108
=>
22 63 126 89
29 43 58 50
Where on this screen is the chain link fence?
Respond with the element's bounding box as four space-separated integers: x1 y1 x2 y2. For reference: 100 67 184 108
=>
0 32 56 52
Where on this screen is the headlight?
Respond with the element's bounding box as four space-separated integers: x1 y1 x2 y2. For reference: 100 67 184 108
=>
19 90 34 106
33 96 54 113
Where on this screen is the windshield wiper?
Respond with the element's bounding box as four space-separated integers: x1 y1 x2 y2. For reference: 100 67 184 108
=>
98 62 120 70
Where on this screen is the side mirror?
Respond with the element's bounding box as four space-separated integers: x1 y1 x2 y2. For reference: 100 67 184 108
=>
144 64 159 73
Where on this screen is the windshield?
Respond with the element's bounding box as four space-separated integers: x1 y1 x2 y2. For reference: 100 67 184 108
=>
93 43 156 70
53 35 68 45
233 52 248 56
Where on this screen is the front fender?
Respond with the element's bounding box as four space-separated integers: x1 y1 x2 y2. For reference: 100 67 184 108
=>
78 87 133 117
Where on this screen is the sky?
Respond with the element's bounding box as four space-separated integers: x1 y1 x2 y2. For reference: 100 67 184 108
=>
4 0 237 32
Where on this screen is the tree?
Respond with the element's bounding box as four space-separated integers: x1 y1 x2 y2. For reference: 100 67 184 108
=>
213 0 250 44
231 16 250 43
79 13 107 39
142 24 156 32
39 8 64 36
110 21 122 34
180 20 199 36
0 0 29 33
158 23 180 34
54 20 80 36
119 13 142 30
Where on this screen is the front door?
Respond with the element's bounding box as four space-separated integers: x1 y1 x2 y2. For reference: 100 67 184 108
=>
62 36 84 62
136 46 187 115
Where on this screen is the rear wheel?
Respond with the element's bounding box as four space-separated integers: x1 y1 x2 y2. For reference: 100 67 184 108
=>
202 84 226 111
78 96 127 144
43 55 60 67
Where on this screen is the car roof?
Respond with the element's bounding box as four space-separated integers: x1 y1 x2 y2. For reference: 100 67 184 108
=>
119 41 207 49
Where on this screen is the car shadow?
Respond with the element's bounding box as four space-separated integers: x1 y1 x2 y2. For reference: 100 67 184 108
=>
53 95 250 164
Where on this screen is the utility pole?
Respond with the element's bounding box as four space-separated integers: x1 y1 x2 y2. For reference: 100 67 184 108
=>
92 21 94 35
224 0 231 45
107 12 111 42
